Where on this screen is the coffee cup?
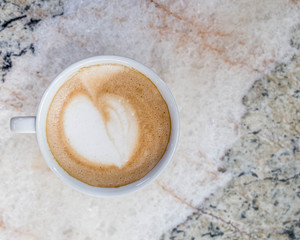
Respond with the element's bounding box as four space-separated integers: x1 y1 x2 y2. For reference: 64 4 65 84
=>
10 56 179 197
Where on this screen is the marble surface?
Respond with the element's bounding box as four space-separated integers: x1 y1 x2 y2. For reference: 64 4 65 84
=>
1 1 300 239
162 55 300 239
0 0 64 81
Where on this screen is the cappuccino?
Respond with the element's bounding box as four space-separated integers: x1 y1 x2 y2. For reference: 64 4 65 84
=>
46 64 171 187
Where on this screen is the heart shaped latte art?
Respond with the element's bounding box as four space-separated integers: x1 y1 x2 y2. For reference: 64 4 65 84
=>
63 94 139 168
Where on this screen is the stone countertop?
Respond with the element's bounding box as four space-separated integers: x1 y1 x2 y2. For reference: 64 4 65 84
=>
0 0 64 81
1 1 300 240
162 55 300 240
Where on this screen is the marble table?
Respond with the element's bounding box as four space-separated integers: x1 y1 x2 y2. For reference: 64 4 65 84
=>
1 1 300 239
162 55 300 239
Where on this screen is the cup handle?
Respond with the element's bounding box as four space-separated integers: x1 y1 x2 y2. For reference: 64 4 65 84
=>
10 116 36 133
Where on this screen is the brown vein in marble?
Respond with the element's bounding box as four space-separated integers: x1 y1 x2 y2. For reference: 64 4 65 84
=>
0 100 22 111
148 0 263 74
156 181 196 209
56 27 87 47
0 86 24 111
227 117 240 135
183 157 219 179
149 0 229 37
156 181 256 239
0 86 25 100
0 219 40 240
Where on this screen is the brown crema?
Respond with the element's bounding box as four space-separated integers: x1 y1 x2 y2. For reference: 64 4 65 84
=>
46 64 171 187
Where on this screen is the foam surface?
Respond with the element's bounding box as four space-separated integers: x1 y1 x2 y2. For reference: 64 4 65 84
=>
63 94 138 167
1 0 300 239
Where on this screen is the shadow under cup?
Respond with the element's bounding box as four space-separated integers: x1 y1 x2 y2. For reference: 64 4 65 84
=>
35 56 179 197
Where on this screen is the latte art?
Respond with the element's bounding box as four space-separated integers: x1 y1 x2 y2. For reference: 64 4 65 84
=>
46 64 171 187
63 94 138 168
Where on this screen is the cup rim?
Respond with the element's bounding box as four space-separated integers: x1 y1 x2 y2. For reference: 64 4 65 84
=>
36 55 179 197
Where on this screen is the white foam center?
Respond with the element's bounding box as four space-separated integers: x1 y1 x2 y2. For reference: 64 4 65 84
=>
63 95 138 167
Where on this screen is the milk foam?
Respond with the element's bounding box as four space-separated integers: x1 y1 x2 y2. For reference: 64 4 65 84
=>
63 94 138 168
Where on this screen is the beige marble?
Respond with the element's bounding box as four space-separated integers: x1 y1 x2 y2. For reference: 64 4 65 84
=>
162 54 300 240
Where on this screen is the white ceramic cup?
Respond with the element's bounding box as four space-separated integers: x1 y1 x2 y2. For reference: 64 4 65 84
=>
10 56 179 197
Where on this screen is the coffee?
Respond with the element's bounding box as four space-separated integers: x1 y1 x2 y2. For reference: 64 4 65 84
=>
46 64 171 187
